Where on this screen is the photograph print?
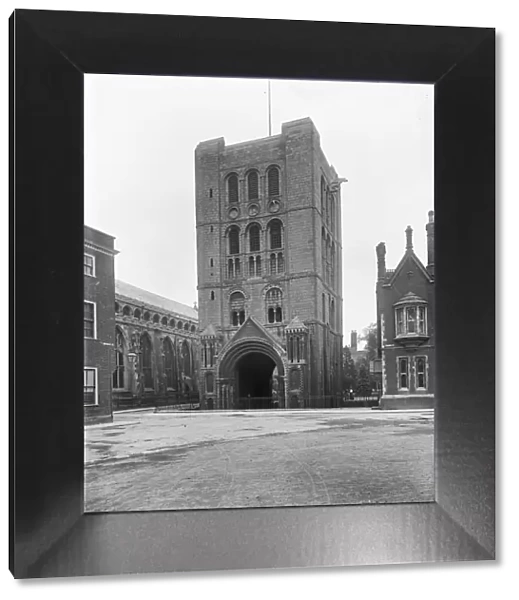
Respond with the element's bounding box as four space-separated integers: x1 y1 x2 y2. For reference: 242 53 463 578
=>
83 75 435 513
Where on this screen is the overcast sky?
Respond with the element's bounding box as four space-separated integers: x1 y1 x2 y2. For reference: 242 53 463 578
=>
85 75 433 341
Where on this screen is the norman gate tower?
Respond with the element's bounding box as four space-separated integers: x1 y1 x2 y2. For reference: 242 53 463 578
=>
195 118 345 409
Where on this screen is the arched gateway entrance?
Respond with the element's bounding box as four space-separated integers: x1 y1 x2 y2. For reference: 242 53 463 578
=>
236 352 276 409
216 318 286 410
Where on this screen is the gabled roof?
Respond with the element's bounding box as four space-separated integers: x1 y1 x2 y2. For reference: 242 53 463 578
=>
286 316 308 331
200 323 217 337
385 250 433 286
115 280 198 320
230 316 284 350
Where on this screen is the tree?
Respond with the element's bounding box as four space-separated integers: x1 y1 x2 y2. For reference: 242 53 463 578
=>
342 346 357 393
360 322 378 363
356 362 372 398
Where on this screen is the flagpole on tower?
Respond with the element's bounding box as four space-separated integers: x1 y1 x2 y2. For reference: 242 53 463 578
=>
268 80 272 136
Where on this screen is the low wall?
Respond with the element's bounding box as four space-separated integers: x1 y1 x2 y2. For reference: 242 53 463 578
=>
379 395 434 410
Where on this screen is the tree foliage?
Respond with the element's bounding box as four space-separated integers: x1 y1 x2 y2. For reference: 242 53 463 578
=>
360 322 378 363
356 362 372 398
342 346 357 392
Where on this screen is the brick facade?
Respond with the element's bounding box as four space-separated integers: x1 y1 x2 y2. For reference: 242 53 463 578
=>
84 225 200 421
376 212 435 409
195 118 345 409
84 226 117 423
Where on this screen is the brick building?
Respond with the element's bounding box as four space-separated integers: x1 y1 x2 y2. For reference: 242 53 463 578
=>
113 281 199 408
195 118 346 409
375 211 435 409
84 226 118 423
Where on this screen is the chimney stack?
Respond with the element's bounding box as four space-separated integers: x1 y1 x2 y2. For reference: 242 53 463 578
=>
405 225 414 251
351 330 358 352
426 210 435 275
376 242 386 281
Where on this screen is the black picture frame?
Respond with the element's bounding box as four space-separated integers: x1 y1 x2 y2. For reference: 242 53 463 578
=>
9 9 495 579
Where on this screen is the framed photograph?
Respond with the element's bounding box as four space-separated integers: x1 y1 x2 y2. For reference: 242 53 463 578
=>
10 10 495 578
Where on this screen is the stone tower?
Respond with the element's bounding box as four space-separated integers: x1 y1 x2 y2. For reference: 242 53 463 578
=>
195 117 345 409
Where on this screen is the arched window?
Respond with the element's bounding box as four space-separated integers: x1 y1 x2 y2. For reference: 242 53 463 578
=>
163 338 176 389
191 325 196 333
181 340 192 380
230 291 246 326
321 228 326 277
324 235 331 284
133 308 141 319
115 302 120 313
229 226 240 255
177 321 183 330
270 253 277 275
184 323 189 331
206 372 214 394
228 258 234 279
247 171 259 200
249 256 255 277
277 253 284 273
113 328 125 389
153 314 160 324
143 311 150 321
267 166 280 197
256 256 262 276
161 316 168 326
169 318 175 328
269 219 283 249
266 288 283 324
249 224 260 252
330 242 335 286
123 305 131 316
140 335 153 389
228 173 239 203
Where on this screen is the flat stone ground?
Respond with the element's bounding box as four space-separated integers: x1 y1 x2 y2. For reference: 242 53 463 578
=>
85 409 434 513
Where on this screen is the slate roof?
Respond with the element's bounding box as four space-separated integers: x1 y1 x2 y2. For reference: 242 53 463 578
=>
384 250 433 285
115 280 198 321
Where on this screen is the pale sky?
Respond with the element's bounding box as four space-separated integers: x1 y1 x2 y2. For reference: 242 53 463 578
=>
85 75 433 341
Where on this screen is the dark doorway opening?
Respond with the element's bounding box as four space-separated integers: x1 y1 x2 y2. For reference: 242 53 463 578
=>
236 352 277 409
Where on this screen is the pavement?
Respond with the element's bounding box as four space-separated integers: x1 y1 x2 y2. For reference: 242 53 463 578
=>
85 408 434 512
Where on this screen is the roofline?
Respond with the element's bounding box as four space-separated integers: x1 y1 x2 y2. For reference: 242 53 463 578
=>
84 224 116 241
115 280 198 319
385 249 434 286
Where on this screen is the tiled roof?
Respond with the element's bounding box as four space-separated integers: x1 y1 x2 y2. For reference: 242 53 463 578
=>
115 280 198 321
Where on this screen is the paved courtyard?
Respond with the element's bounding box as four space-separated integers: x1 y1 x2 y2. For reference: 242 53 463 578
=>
85 408 434 512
